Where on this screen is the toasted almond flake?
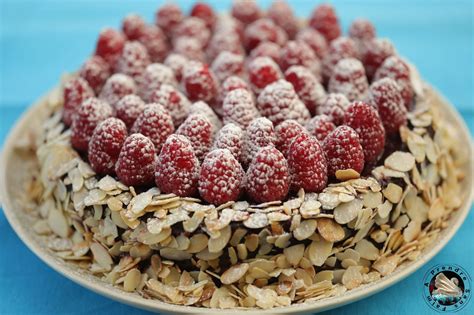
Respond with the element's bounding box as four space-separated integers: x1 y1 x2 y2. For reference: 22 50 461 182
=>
187 234 209 253
243 213 268 229
372 255 400 276
376 200 393 219
33 220 52 235
90 242 113 269
336 169 360 181
48 209 71 238
293 219 317 240
354 239 379 260
428 198 445 221
182 210 206 233
308 239 333 267
274 233 292 248
131 192 153 214
208 225 231 253
385 151 416 172
382 183 403 203
403 220 421 242
284 244 305 266
407 132 426 162
97 175 119 191
160 248 192 261
317 218 345 242
342 266 363 289
334 198 363 224
221 263 249 284
84 189 107 206
318 193 340 209
362 192 383 209
123 268 141 292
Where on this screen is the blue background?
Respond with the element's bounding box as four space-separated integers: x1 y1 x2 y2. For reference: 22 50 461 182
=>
0 0 472 314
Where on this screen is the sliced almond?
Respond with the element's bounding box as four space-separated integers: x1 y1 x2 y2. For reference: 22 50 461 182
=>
221 263 249 284
317 218 345 242
384 151 416 172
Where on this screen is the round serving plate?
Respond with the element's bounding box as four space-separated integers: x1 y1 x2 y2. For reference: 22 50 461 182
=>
0 84 473 314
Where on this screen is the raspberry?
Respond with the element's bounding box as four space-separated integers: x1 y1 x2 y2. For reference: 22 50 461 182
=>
88 118 128 175
305 114 336 142
211 51 244 82
174 17 211 47
137 25 169 62
198 149 245 205
215 15 245 41
131 104 174 153
115 94 146 129
249 41 281 65
268 0 299 39
231 0 262 25
62 77 94 126
241 117 276 166
223 88 260 128
317 93 350 125
323 125 365 177
368 78 407 135
149 84 190 127
190 2 216 29
288 133 328 192
373 56 414 108
344 101 386 164
246 146 290 203
256 79 298 126
248 57 282 94
122 14 146 40
279 41 321 78
172 37 206 62
79 55 111 94
322 37 358 81
212 123 244 161
164 53 188 82
116 41 150 80
155 134 200 197
295 28 328 60
349 19 376 42
221 75 250 98
206 30 244 61
188 101 222 134
182 61 218 103
71 98 113 152
285 65 326 115
361 38 395 79
138 63 177 102
95 28 126 68
309 3 341 42
328 58 369 101
176 113 213 161
155 3 183 35
274 119 307 158
116 133 156 186
288 99 311 126
244 18 287 51
99 73 137 107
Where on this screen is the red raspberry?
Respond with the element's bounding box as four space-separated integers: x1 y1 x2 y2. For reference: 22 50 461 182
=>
244 18 287 51
99 73 137 107
137 25 169 63
248 56 282 94
116 133 156 186
131 104 174 153
176 113 213 161
246 146 290 203
174 17 211 47
164 53 188 82
88 118 128 175
361 38 396 79
288 99 311 126
268 0 299 39
256 79 298 126
344 101 386 164
328 58 369 101
155 3 183 35
241 117 276 166
285 65 326 115
274 119 307 158
279 41 321 78
198 149 245 205
95 28 126 68
368 78 407 135
149 84 190 127
182 61 218 103
212 123 244 161
322 37 358 81
138 63 177 102
349 19 376 42
231 0 262 25
305 114 336 142
62 77 94 126
116 41 150 80
172 37 206 62
71 97 113 152
79 55 111 94
309 3 341 42
155 134 200 197
115 94 146 129
223 88 260 128
249 41 281 65
288 133 328 192
295 28 328 60
122 14 146 40
211 51 245 82
190 2 216 29
323 125 365 177
317 93 350 125
221 75 250 99
188 101 222 134
373 56 414 108
206 30 244 61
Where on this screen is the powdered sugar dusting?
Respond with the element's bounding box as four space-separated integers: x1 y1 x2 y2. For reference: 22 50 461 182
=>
164 53 189 82
211 51 244 82
176 113 213 161
116 41 151 79
150 84 190 127
241 117 276 166
99 73 137 107
285 65 326 115
212 123 244 161
115 94 147 128
223 88 260 128
328 58 369 101
188 101 222 134
137 63 177 102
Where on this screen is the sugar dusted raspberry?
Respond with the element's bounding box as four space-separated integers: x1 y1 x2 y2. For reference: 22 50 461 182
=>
318 93 350 125
137 25 169 62
374 56 414 108
211 51 245 82
79 55 111 94
175 17 211 47
138 63 177 102
122 14 146 40
155 3 183 34
95 28 126 68
150 84 190 127
248 56 282 94
63 77 94 126
116 133 156 186
244 18 287 51
176 113 213 161
322 37 358 81
256 79 297 126
295 28 328 60
288 99 311 126
221 75 250 98
131 104 174 153
268 0 299 39
215 15 245 40
188 101 222 134
190 2 216 29
368 78 407 135
309 3 341 42
275 119 307 158
328 58 369 101
349 19 376 42
155 134 200 197
241 117 276 166
246 146 290 203
115 94 146 129
249 41 281 64
362 38 396 79
88 118 128 175
288 133 328 192
199 149 245 205
164 53 188 82
305 114 336 142
173 37 206 62
116 41 150 80
279 41 321 78
231 0 262 25
100 73 137 107
285 65 326 115
212 123 244 161
71 97 113 152
344 101 386 164
182 61 218 103
206 30 245 61
323 125 365 177
223 88 260 128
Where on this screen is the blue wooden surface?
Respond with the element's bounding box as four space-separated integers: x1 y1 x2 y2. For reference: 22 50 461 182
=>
0 1 472 314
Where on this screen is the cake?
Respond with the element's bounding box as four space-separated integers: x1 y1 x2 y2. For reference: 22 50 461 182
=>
26 0 467 310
